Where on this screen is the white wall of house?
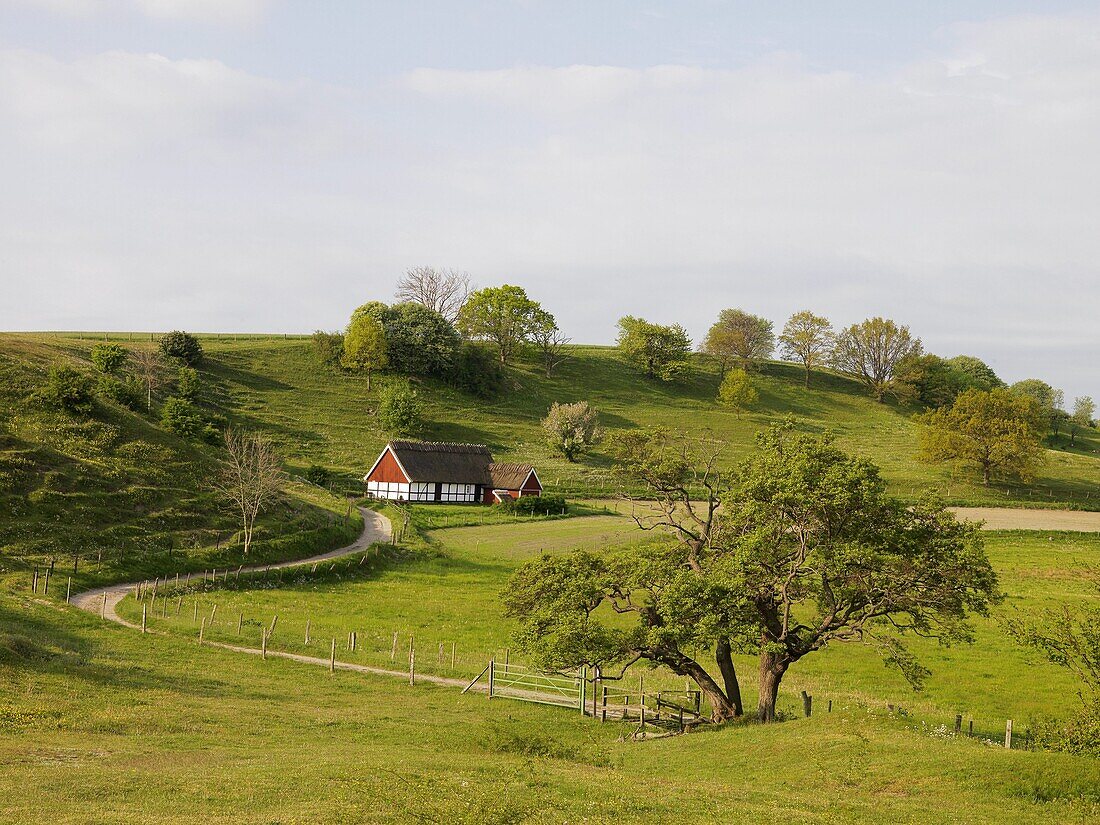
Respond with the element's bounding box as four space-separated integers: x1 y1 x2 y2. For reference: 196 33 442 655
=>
365 480 478 502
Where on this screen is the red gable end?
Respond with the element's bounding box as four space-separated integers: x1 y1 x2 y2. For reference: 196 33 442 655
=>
366 447 410 483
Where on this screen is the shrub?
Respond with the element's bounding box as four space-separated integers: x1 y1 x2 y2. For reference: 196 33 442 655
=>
717 368 758 413
378 382 425 435
90 343 128 374
542 401 601 461
176 366 201 402
304 464 332 486
38 365 95 414
97 375 143 410
158 330 203 366
1031 701 1100 758
312 330 345 368
499 493 567 516
453 341 503 398
160 396 206 438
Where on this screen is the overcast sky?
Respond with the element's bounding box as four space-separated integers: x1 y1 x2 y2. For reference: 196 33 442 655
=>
1 1 1098 400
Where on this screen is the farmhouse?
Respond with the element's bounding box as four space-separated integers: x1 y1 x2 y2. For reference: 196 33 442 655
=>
364 440 542 504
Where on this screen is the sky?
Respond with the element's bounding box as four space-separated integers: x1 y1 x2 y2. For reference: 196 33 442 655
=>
1 1 1098 400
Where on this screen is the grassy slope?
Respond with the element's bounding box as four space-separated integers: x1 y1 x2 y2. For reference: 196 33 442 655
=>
195 337 1100 508
117 511 1100 729
0 334 361 588
6 333 1100 510
3 525 1098 823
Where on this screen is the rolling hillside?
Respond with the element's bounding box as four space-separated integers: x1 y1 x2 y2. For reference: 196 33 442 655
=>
6 332 1097 513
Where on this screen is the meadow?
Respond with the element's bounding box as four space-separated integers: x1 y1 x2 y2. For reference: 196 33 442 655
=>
4 510 1100 823
3 331 1100 823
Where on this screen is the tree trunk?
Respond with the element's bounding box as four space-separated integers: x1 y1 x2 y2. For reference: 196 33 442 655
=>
654 648 739 722
804 364 810 388
715 638 743 716
757 651 790 722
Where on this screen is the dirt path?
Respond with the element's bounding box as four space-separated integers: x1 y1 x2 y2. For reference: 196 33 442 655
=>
71 508 392 627
949 507 1100 532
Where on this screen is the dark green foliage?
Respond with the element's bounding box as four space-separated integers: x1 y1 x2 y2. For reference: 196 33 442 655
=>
947 355 1005 391
37 365 95 413
176 366 201 402
159 330 204 366
499 493 567 515
452 341 504 397
311 330 345 368
616 315 692 380
378 382 425 435
896 354 965 408
348 301 460 377
90 343 128 374
160 396 206 438
97 374 144 410
1030 703 1100 757
382 302 461 377
304 464 332 486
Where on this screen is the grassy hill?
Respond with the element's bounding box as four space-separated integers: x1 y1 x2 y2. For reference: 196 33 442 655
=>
8 331 1097 510
3 332 1100 822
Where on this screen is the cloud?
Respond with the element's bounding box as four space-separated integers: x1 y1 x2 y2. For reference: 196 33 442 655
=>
1 13 1100 399
1 0 272 25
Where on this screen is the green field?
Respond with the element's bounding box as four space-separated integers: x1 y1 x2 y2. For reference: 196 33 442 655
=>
3 331 1100 823
4 513 1100 823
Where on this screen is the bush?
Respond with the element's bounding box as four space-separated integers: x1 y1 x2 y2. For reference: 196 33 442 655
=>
176 366 201 402
717 368 758 412
499 493 567 516
159 330 203 366
38 365 95 414
453 341 504 398
304 464 332 486
1031 701 1100 757
160 396 206 438
312 331 345 368
90 343 128 374
97 375 143 410
378 382 425 435
542 401 601 461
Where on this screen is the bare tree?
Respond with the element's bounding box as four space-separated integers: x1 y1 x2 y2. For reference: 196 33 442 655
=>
215 428 284 555
395 266 471 323
531 309 570 376
130 349 166 410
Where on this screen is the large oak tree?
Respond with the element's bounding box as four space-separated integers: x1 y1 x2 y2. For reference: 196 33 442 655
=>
505 423 999 723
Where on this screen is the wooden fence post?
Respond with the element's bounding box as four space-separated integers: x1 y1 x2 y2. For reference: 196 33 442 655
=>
176 596 182 615
193 602 198 623
488 659 495 698
955 714 962 736
451 642 456 669
43 568 50 595
262 628 267 660
1005 720 1013 749
330 639 336 673
141 604 147 634
269 615 278 635
101 592 107 618
32 568 38 593
579 666 587 715
390 631 398 662
199 617 206 645
66 577 72 604
305 619 311 644
237 613 243 635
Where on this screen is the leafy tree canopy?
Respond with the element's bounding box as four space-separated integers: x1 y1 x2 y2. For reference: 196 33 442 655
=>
701 309 774 373
716 368 757 413
457 284 545 365
917 388 1045 484
946 355 1004 392
778 310 833 387
505 422 999 722
832 317 921 402
342 314 388 390
616 316 692 381
542 401 602 462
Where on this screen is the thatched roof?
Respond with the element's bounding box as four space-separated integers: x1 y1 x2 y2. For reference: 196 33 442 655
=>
488 462 536 490
388 441 493 485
